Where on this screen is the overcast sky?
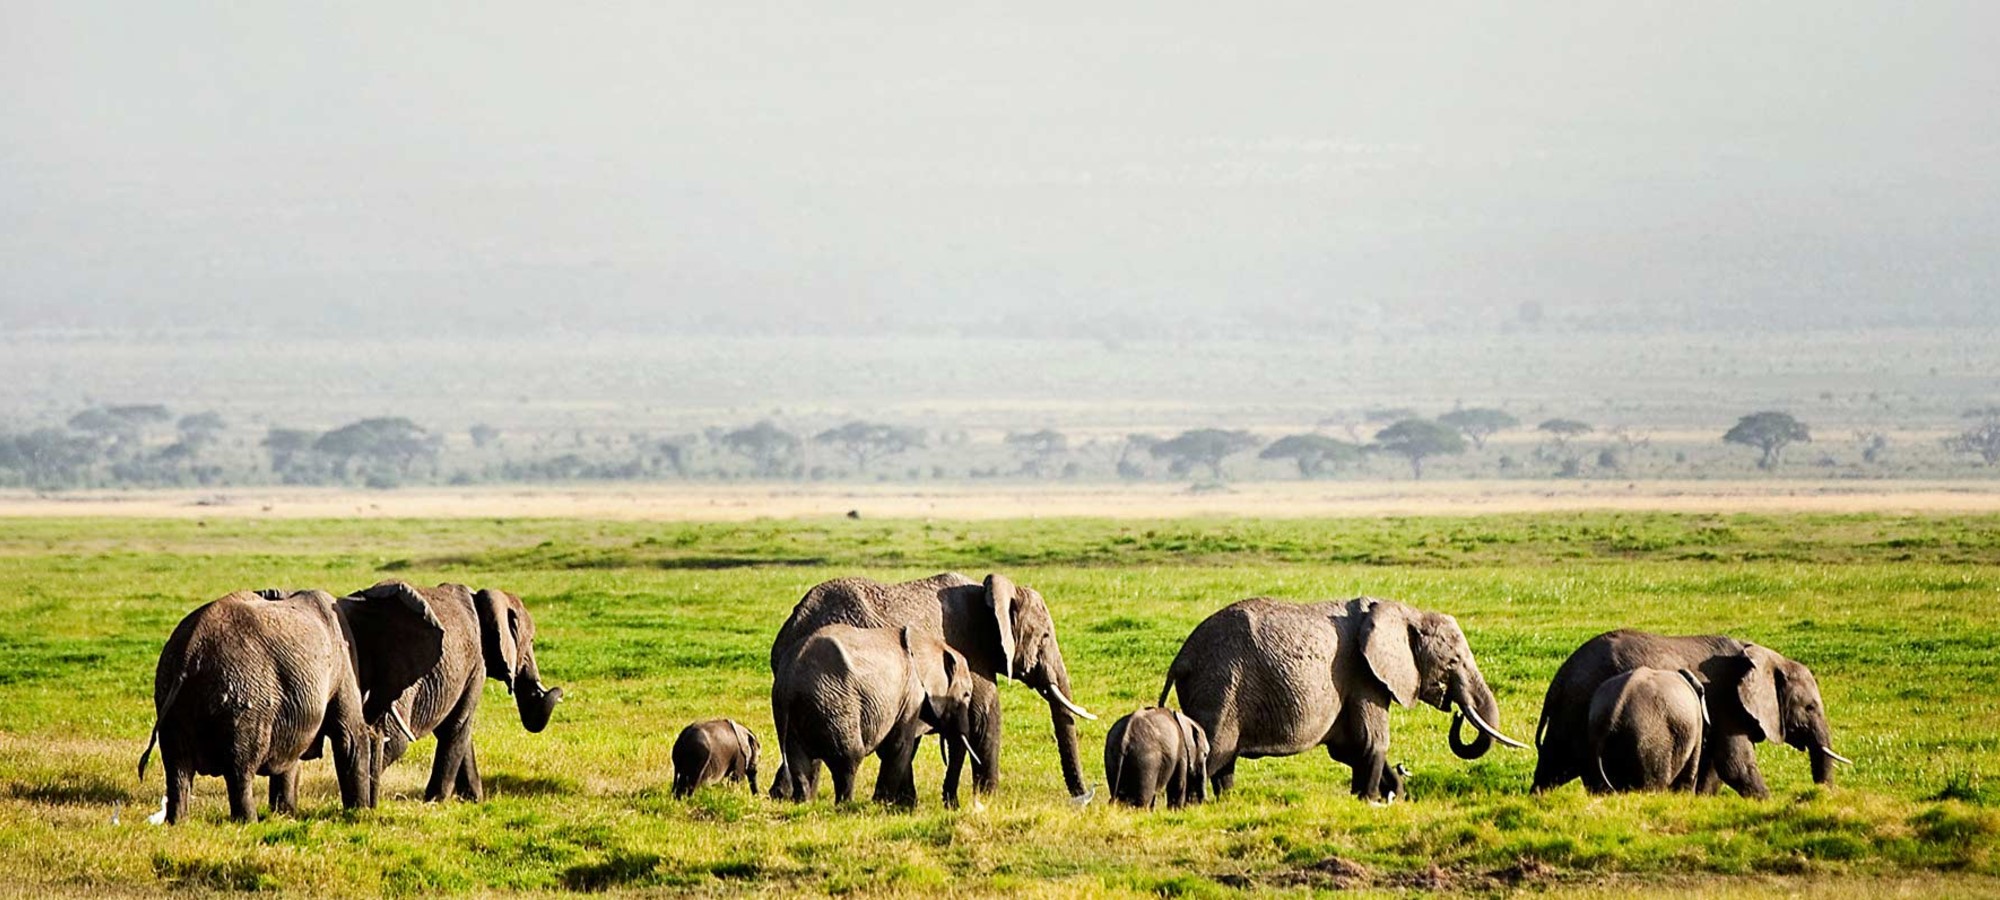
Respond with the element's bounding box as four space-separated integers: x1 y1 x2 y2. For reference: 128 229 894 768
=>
4 1 1996 335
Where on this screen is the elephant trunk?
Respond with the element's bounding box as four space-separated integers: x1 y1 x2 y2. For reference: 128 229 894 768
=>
513 651 563 734
1804 720 1840 786
1447 670 1511 760
1042 664 1091 800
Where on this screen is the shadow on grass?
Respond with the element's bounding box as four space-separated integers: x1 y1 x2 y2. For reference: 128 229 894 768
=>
484 772 581 797
9 773 133 806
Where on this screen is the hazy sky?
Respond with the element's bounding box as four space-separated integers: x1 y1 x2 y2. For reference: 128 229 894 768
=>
4 2 1996 334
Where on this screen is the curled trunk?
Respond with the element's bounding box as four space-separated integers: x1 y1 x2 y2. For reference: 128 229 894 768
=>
1448 671 1504 761
514 654 562 733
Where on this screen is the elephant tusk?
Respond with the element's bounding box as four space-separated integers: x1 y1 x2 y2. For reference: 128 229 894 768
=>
1043 685 1098 721
1458 703 1529 750
1820 746 1853 766
959 734 983 768
387 705 417 744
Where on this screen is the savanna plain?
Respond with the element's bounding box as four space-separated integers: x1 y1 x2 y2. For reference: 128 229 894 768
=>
2 511 1998 897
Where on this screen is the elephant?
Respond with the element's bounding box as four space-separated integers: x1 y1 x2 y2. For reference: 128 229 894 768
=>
1533 630 1849 799
346 581 563 802
138 588 443 823
1589 667 1708 792
1159 596 1527 800
1103 707 1209 809
768 573 1096 806
672 718 761 797
771 624 979 806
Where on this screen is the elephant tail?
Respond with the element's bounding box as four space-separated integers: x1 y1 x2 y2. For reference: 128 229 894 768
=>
138 676 185 782
1157 655 1185 708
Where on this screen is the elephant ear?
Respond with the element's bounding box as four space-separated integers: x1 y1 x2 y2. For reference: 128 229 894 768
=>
1730 648 1782 742
1357 599 1420 708
1678 668 1710 728
730 720 757 762
339 583 446 723
901 626 942 727
983 574 1019 680
474 588 522 692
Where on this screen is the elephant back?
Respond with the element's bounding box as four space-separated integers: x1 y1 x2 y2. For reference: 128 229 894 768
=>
1167 599 1344 757
771 575 963 671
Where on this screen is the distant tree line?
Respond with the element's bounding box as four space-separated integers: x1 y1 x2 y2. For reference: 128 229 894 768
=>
5 402 1999 491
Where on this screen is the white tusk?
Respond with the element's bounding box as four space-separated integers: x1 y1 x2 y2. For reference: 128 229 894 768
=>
959 734 982 768
1458 703 1530 749
388 705 417 743
1044 685 1097 721
1820 746 1853 766
147 796 168 825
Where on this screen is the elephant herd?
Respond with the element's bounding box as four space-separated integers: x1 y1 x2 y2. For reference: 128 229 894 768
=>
140 572 1848 823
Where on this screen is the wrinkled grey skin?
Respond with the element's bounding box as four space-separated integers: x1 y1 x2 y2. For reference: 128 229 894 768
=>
1160 597 1524 800
140 589 443 823
1103 707 1210 809
348 582 563 802
769 573 1095 806
1588 667 1708 792
673 718 761 797
772 624 978 806
1535 631 1844 799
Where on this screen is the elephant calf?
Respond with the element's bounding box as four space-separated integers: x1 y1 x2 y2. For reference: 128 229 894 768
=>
1589 667 1707 792
1103 707 1209 810
672 719 761 797
772 624 978 806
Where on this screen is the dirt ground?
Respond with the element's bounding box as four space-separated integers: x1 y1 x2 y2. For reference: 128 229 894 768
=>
4 480 1999 520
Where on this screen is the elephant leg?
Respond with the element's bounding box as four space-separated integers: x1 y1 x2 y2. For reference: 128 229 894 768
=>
783 743 817 803
1166 758 1187 810
827 756 859 805
453 742 481 802
1210 753 1238 797
1332 703 1389 800
162 743 193 825
1710 734 1770 800
269 769 299 816
1204 724 1239 797
224 767 259 823
872 735 920 808
969 683 1001 795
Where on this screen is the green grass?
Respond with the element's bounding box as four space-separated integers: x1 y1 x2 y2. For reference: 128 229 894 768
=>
1 512 1998 896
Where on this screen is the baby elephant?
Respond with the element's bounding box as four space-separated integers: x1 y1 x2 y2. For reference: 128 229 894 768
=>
1589 666 1708 792
672 719 761 797
1104 707 1210 809
772 624 978 806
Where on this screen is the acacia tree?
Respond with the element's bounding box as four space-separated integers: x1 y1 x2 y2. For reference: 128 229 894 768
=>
1723 411 1811 470
723 421 802 478
814 421 924 473
314 417 438 483
1149 429 1260 481
1536 418 1593 474
1259 433 1365 478
1438 408 1518 450
1005 429 1068 477
1945 407 2000 465
1116 434 1160 480
1373 418 1466 480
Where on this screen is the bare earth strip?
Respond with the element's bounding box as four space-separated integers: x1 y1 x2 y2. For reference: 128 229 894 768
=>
4 479 2000 520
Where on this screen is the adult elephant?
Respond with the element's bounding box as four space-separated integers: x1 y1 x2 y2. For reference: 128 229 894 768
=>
140 589 443 823
1533 630 1847 798
346 581 563 802
1159 596 1526 800
768 573 1096 805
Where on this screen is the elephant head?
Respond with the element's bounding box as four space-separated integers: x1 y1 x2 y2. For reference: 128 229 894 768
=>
979 574 1097 798
1175 711 1211 804
1732 644 1847 784
729 719 762 795
1354 598 1527 759
473 588 564 733
906 627 980 764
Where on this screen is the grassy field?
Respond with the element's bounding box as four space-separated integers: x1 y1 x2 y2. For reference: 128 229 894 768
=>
1 512 1998 896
